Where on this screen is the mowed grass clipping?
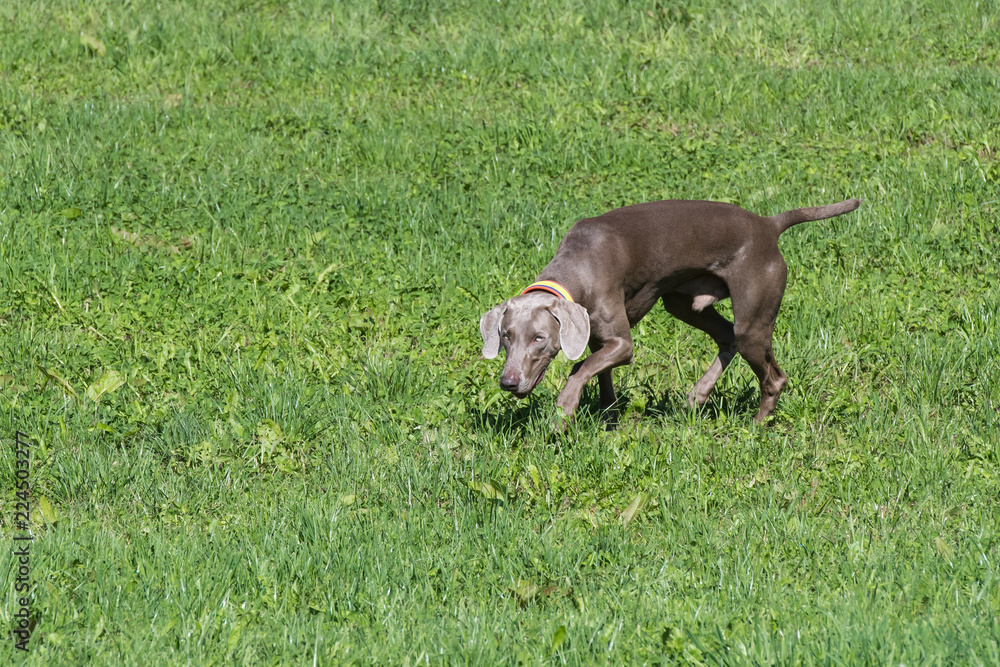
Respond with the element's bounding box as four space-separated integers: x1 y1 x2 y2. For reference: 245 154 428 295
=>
1 0 998 663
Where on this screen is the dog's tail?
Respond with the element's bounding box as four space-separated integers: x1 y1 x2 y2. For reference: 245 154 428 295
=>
770 199 861 234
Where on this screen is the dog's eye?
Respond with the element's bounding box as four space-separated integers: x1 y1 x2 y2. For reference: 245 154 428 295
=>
533 335 545 343
502 332 510 341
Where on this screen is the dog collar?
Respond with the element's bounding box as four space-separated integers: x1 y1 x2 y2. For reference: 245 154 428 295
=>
521 280 574 302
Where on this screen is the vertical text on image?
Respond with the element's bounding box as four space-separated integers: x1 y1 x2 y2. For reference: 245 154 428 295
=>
12 431 34 651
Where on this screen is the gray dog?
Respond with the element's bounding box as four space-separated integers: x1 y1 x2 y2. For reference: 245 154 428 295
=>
480 198 860 424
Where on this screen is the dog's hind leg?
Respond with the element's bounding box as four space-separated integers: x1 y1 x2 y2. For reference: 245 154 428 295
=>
727 260 789 423
662 292 737 408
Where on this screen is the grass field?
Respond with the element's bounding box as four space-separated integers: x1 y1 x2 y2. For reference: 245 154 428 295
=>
1 0 999 663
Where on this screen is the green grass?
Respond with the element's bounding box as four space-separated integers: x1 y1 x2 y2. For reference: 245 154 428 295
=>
1 0 998 663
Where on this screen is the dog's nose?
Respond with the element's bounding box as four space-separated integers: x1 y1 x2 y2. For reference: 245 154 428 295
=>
500 373 521 392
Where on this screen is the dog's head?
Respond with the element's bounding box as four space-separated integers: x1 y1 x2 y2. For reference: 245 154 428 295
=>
479 291 590 398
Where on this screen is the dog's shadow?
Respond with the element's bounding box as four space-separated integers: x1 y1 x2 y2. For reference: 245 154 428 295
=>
470 400 555 441
471 383 762 439
470 387 616 440
631 384 761 425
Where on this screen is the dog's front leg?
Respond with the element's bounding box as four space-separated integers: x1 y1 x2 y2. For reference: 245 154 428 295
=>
555 336 633 423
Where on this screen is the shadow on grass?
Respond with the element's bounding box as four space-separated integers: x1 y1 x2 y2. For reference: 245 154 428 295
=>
470 383 763 439
639 385 761 423
470 400 552 441
470 386 613 439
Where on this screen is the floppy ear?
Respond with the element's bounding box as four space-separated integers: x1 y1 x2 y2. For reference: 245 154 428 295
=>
549 300 590 360
479 303 507 359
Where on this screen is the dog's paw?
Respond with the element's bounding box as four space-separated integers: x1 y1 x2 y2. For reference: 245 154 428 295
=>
552 406 575 433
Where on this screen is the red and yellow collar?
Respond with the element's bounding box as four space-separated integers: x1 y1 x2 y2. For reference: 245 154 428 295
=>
521 280 574 302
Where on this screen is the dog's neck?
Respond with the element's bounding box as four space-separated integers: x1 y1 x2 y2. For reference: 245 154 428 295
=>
521 280 574 302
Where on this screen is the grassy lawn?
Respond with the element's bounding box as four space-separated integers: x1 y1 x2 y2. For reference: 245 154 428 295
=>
1 0 998 663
